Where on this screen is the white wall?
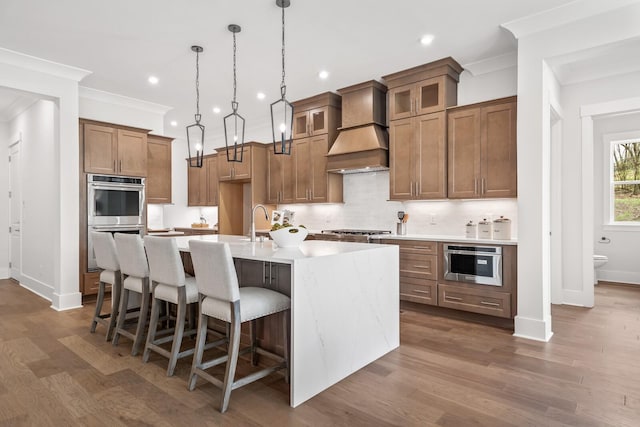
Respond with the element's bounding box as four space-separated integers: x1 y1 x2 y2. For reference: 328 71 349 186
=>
8 100 58 294
0 121 8 278
458 66 517 106
593 109 640 284
79 87 166 134
279 171 517 236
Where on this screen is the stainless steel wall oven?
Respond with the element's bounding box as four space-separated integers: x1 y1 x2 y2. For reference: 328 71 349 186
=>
443 243 502 286
87 174 145 271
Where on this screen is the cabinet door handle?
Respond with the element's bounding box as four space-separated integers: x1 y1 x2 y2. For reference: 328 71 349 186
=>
410 182 413 196
413 265 431 270
415 182 419 197
480 301 500 307
482 178 486 195
413 290 431 295
474 178 478 195
119 160 122 172
445 295 462 301
415 98 419 114
113 160 116 171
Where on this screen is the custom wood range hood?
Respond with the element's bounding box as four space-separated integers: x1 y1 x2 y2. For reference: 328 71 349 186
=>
326 80 389 174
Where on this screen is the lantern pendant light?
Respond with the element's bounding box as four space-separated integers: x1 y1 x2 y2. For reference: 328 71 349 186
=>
224 24 245 162
270 0 294 155
187 45 205 168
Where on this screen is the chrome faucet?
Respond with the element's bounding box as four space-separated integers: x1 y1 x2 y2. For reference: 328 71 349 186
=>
250 204 269 242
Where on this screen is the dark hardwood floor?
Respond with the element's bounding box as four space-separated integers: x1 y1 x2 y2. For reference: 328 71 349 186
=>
1 278 639 426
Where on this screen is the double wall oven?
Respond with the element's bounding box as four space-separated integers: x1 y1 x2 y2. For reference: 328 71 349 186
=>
87 174 145 271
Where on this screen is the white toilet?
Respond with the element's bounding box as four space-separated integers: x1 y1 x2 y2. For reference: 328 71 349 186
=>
593 255 608 284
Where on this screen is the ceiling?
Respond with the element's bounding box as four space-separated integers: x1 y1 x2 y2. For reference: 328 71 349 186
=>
0 0 582 139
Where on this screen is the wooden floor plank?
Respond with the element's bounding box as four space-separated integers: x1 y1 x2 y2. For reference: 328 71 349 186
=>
2 278 640 425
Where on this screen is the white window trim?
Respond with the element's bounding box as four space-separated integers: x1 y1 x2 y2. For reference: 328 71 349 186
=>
603 130 640 230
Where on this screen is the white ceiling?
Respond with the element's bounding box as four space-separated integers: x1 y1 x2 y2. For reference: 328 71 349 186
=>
0 0 583 139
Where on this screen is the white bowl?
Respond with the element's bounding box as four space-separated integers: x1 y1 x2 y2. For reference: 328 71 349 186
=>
269 226 308 248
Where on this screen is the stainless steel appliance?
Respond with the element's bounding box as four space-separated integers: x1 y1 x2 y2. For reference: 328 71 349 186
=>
87 174 145 271
443 243 502 286
87 174 145 226
318 229 391 243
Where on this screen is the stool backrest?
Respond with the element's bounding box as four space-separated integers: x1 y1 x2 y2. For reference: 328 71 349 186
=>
143 236 185 287
115 233 149 278
91 231 119 272
189 240 240 303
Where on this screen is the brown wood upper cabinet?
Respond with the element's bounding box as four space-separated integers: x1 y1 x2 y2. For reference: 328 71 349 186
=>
447 97 517 199
293 107 330 139
147 134 173 204
384 58 462 122
217 146 251 181
83 121 148 177
268 92 343 204
187 154 218 206
389 112 447 200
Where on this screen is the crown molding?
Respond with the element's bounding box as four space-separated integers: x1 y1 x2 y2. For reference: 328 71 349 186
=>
501 0 640 39
462 51 517 76
0 47 91 82
79 86 172 115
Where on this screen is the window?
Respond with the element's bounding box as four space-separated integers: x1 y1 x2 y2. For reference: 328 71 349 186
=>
605 132 640 225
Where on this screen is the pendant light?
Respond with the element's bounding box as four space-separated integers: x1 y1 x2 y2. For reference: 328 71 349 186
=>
224 24 245 162
187 45 205 168
270 0 294 155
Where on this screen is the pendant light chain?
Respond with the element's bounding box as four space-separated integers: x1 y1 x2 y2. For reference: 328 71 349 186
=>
280 3 286 98
232 30 238 112
195 48 201 122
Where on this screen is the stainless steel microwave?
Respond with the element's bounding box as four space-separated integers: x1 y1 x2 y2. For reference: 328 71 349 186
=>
443 244 502 286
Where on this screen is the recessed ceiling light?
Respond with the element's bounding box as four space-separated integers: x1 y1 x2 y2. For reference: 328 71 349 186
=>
420 34 435 46
256 92 266 100
148 75 159 85
170 120 177 127
318 70 329 80
213 107 221 114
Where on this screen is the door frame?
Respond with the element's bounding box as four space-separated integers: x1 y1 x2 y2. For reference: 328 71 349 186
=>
8 132 22 281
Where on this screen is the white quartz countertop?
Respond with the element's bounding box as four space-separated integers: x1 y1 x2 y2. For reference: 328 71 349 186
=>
173 234 391 264
375 233 518 245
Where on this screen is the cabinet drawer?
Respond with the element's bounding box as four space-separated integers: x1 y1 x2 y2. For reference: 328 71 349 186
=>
438 283 511 318
387 239 438 255
400 278 437 305
400 253 437 280
82 272 110 296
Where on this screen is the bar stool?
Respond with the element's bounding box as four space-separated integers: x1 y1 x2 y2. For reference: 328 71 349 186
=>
188 240 291 413
112 233 150 356
89 231 122 341
142 236 198 376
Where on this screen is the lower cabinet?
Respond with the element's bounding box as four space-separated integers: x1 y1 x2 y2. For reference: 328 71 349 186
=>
387 238 516 318
82 271 106 296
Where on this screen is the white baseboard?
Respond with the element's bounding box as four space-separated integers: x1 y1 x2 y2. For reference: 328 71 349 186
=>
19 274 53 302
598 269 640 285
0 267 8 279
513 315 553 342
562 289 592 307
51 291 83 311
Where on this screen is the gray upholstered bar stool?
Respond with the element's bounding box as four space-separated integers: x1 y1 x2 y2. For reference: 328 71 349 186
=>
89 231 122 341
112 233 150 356
188 240 291 413
142 235 198 376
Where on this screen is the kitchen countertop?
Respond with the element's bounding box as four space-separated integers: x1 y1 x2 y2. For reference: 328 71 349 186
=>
174 234 388 264
374 233 518 245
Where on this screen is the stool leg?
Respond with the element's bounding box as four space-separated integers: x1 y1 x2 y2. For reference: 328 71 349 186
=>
131 279 150 356
106 275 121 341
250 319 258 366
143 294 161 363
188 297 207 391
90 281 106 333
220 301 241 413
112 287 130 347
167 287 187 377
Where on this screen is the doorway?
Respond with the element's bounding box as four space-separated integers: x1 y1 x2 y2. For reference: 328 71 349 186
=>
550 109 563 304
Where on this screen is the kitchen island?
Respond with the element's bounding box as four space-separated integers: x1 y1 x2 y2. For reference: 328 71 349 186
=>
174 234 399 407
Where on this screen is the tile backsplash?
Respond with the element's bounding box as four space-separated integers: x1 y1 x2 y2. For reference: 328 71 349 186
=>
278 171 518 236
